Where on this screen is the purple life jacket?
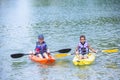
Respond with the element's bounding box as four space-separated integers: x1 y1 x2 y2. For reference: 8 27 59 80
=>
78 42 89 55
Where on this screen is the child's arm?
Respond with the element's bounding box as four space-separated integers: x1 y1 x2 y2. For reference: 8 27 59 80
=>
75 45 79 55
88 45 96 53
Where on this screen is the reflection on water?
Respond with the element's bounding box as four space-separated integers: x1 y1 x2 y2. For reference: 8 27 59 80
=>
0 0 120 80
105 63 118 69
12 61 27 69
55 59 71 67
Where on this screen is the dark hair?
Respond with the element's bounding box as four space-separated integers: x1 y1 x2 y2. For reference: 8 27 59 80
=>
80 35 86 40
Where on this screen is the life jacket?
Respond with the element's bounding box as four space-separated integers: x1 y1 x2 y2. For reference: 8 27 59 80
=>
35 41 47 54
78 42 89 55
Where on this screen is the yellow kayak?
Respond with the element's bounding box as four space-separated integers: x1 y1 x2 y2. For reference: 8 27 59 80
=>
72 53 95 66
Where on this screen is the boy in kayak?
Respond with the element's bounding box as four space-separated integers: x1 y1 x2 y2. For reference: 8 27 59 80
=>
75 35 96 59
34 34 50 59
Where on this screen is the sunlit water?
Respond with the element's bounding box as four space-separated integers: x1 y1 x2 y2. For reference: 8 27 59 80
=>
0 0 120 80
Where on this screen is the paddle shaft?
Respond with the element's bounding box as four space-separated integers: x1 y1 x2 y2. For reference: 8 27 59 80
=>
55 48 119 58
11 48 71 58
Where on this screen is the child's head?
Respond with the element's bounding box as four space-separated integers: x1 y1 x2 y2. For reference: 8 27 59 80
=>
80 35 86 43
38 34 44 43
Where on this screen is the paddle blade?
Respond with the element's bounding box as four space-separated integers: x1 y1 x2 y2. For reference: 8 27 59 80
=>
58 48 71 53
102 49 119 53
11 53 25 58
54 53 69 58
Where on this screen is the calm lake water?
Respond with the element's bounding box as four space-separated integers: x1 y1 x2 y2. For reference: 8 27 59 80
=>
0 0 120 80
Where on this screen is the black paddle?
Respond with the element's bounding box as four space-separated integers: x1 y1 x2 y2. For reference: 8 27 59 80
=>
10 48 71 58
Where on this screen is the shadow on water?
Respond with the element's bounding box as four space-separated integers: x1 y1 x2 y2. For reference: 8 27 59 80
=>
11 60 27 70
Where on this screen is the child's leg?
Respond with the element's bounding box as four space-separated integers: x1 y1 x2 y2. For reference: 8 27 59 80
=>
79 54 84 59
38 54 44 59
75 51 81 59
43 52 49 59
83 54 88 59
